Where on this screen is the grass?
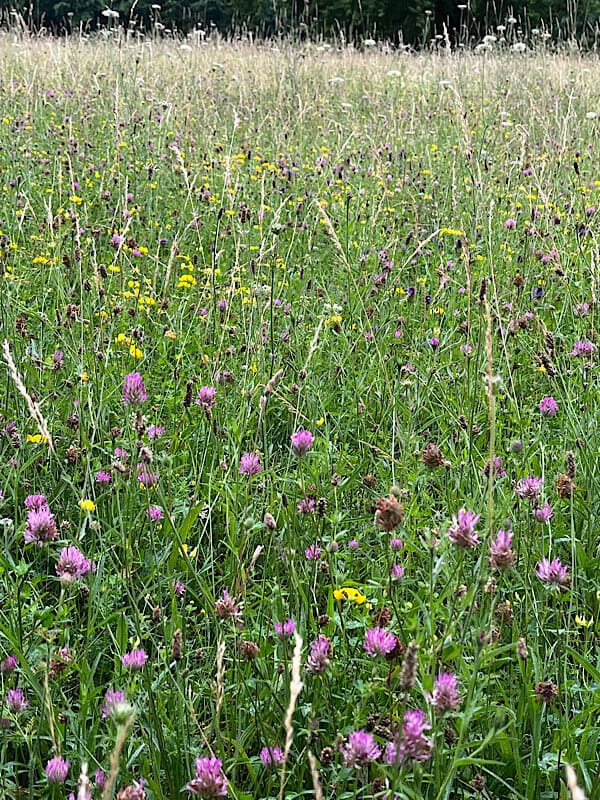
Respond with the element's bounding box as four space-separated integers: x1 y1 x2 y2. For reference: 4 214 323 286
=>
0 33 598 800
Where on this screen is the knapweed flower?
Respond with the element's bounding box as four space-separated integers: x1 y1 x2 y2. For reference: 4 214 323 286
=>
536 557 570 589
532 502 553 523
274 619 296 638
259 746 284 767
489 529 515 570
56 546 92 583
482 455 506 479
504 218 517 229
196 386 217 411
364 627 397 657
24 507 57 545
447 509 480 548
305 544 322 560
515 476 543 501
6 688 28 713
45 756 70 783
101 688 127 719
307 635 332 673
570 339 595 357
428 673 461 713
238 452 262 476
121 649 148 670
341 730 381 767
539 396 558 416
122 372 148 405
291 429 314 457
186 757 228 797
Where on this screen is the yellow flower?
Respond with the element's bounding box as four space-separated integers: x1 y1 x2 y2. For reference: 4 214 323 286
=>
81 372 89 383
79 499 95 513
316 417 325 427
575 614 594 628
334 587 367 604
164 330 177 340
129 345 143 359
27 433 48 444
180 543 197 558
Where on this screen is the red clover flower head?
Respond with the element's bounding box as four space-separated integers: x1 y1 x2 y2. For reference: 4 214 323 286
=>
196 386 217 410
24 507 57 546
307 635 332 673
536 557 570 589
489 528 515 570
259 746 284 767
186 756 228 797
45 755 70 783
429 673 461 713
447 508 480 548
56 546 92 583
364 627 398 657
102 688 127 719
290 429 314 457
515 476 543 501
341 730 381 767
122 372 148 405
570 339 595 357
238 452 263 476
274 619 296 638
121 649 148 670
538 396 558 416
6 687 28 713
532 502 553 523
24 493 49 511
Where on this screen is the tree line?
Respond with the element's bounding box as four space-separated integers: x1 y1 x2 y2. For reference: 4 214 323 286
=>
4 0 600 44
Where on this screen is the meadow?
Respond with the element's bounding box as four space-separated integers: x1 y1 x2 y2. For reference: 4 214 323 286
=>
0 34 599 800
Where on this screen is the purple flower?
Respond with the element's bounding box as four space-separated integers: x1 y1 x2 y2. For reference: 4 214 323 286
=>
56 546 92 583
147 505 164 521
238 452 263 476
24 507 57 545
489 529 515 570
218 299 228 312
274 619 296 638
186 756 228 797
95 769 106 789
305 544 322 560
45 756 70 783
259 746 284 767
391 565 405 581
536 557 570 589
429 336 440 349
348 539 360 550
390 538 404 551
53 350 64 369
341 730 381 767
482 455 506 479
428 673 461 713
215 589 242 621
173 580 186 596
532 502 553 523
515 476 543 501
24 493 48 511
296 496 315 514
447 509 480 548
539 396 558 416
307 635 331 673
364 627 397 657
137 464 159 488
0 655 17 673
122 372 148 405
95 470 112 484
196 386 217 411
386 709 433 765
147 425 165 439
570 339 595 357
504 218 517 229
6 688 28 713
102 688 127 719
291 429 314 457
121 649 148 670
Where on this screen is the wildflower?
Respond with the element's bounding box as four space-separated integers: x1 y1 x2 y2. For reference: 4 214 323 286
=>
186 756 228 796
428 673 461 713
121 649 148 669
101 689 127 719
570 339 595 357
348 538 360 550
364 627 397 657
137 465 159 488
534 680 558 705
122 372 148 405
274 619 296 638
116 780 147 800
215 589 242 622
45 756 70 783
390 538 404 551
240 641 260 660
291 429 314 457
79 498 95 513
532 502 553 523
260 746 284 767
515 476 543 501
238 452 262 476
429 336 440 349
95 770 106 790
556 473 576 498
24 493 48 511
307 635 332 673
305 544 322 560
95 471 112 484
6 688 28 713
374 495 405 531
489 529 515 570
537 557 570 589
333 587 367 604
391 565 405 581
447 509 480 548
147 505 164 521
24 507 57 545
195 386 217 411
504 218 517 229
539 396 558 416
173 580 185 596
264 512 277 530
146 425 165 439
56 546 91 583
0 655 17 673
296 496 315 514
341 730 381 767
386 709 433 765
482 455 506 479
421 443 444 468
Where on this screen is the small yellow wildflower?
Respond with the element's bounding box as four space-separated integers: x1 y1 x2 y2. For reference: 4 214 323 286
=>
334 587 367 604
575 615 594 628
27 433 48 444
79 499 95 513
